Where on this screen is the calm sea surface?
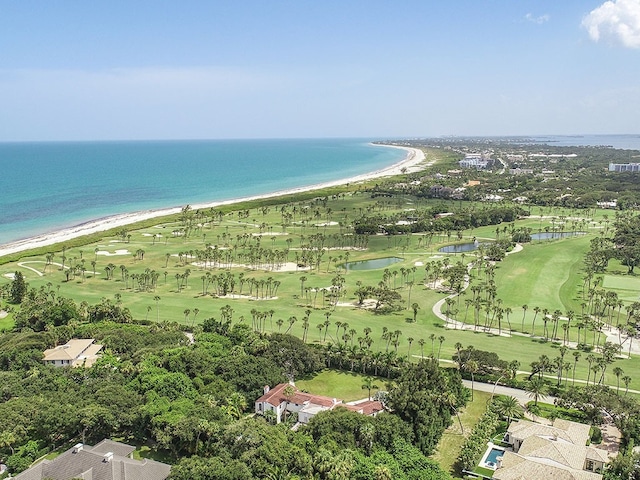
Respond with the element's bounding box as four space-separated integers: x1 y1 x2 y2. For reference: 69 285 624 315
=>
0 139 404 245
1 135 638 247
529 134 640 150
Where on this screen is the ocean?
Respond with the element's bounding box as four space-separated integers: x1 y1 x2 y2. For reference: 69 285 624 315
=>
1 135 638 248
0 139 405 246
529 134 640 150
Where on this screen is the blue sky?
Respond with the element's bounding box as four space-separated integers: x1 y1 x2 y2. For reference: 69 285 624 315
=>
1 0 639 140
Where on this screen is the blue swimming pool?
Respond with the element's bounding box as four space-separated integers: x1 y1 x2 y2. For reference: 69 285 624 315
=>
481 446 505 469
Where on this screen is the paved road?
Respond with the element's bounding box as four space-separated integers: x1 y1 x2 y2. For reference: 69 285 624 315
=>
462 379 557 406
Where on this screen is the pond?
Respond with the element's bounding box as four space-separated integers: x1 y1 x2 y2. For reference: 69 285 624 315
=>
344 257 403 271
438 241 489 253
531 231 586 240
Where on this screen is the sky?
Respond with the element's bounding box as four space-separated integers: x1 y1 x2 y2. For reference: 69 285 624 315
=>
0 0 639 141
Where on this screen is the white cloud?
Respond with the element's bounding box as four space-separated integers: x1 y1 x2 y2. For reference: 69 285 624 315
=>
582 0 640 48
525 13 550 24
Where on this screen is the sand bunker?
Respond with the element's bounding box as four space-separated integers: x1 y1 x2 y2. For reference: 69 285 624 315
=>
96 249 131 256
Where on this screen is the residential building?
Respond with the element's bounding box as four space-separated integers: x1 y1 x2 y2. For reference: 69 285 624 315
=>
493 419 609 480
459 153 489 169
43 338 103 368
13 439 171 480
609 163 640 172
254 383 384 424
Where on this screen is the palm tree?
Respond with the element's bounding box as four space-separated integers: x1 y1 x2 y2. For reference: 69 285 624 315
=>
361 376 379 400
527 377 548 406
572 351 581 386
411 302 419 323
406 337 414 358
531 306 540 336
418 338 425 359
613 367 624 394
154 296 161 322
0 430 16 455
521 304 528 333
465 360 478 401
437 335 446 361
494 396 523 426
282 384 295 422
622 375 632 395
225 392 248 420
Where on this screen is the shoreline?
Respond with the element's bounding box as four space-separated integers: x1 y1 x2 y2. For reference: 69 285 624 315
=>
0 145 426 258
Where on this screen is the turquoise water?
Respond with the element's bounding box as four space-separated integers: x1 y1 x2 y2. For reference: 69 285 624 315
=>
483 447 504 468
0 139 404 245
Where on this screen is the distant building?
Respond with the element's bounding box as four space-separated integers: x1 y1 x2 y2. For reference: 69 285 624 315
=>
43 338 103 368
255 383 384 424
509 168 534 175
13 439 170 480
459 153 489 169
609 163 640 172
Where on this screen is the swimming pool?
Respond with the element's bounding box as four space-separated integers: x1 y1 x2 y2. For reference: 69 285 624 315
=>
480 445 505 470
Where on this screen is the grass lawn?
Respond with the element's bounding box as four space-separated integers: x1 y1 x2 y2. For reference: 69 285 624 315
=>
603 273 640 303
0 192 638 394
0 313 14 331
431 390 491 478
296 369 386 402
492 235 589 315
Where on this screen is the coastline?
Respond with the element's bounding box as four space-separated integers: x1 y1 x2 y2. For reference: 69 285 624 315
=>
0 145 425 258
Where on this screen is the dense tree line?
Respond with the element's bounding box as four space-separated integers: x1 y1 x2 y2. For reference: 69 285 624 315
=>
0 310 463 478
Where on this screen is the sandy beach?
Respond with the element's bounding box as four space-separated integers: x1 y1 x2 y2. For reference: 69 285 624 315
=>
0 145 425 258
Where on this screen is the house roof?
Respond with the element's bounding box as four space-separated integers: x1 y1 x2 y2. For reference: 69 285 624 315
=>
493 450 602 480
256 383 338 408
13 441 171 480
496 419 608 480
508 419 590 447
344 400 384 416
517 436 608 471
43 339 97 361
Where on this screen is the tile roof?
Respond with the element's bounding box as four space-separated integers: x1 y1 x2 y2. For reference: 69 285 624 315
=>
43 339 103 367
13 441 170 480
43 339 97 361
256 383 338 408
508 419 590 446
494 450 602 480
496 419 608 480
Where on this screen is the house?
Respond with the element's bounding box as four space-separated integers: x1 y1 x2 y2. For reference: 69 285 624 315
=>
13 439 171 480
43 339 103 368
254 383 384 424
493 419 609 480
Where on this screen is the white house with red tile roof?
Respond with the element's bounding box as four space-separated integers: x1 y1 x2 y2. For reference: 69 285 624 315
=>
255 383 384 424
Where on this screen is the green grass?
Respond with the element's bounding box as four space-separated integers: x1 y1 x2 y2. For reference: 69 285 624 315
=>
431 390 491 478
492 235 589 314
296 369 386 402
1 192 638 395
603 273 640 303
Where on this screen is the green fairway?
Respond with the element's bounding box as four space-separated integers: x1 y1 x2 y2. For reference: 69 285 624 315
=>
1 188 638 395
603 274 640 303
492 235 589 314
